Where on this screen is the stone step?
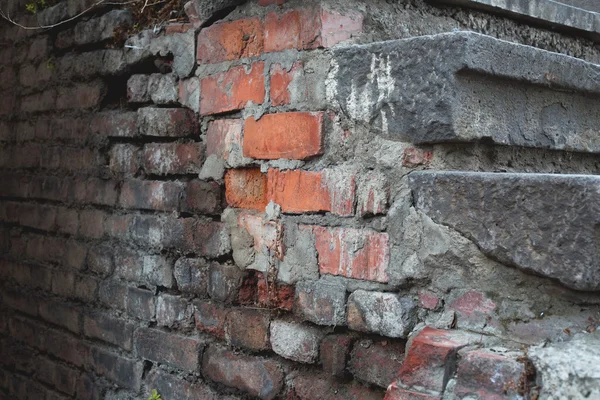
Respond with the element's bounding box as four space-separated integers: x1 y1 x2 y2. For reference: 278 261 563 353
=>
408 171 600 291
329 31 600 153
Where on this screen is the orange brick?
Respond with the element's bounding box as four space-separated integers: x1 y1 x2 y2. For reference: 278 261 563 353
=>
200 62 265 115
225 168 268 210
264 8 362 53
266 168 354 216
310 226 389 283
243 112 323 160
197 18 264 64
270 62 301 106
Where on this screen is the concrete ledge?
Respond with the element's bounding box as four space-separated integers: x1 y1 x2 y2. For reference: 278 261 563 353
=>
409 171 600 291
330 31 600 153
430 0 600 41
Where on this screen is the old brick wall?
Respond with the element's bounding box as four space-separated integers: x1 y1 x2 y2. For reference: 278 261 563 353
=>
0 0 599 399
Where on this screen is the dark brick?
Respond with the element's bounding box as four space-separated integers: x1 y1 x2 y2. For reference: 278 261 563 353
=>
39 299 82 334
135 328 204 371
43 329 91 368
194 299 229 339
202 346 284 400
90 347 142 390
126 286 156 320
208 262 244 303
156 294 194 329
146 369 224 400
91 111 138 138
182 219 231 257
349 340 405 388
84 312 135 350
321 334 354 378
289 371 384 400
76 373 103 400
138 107 199 137
87 244 114 276
294 280 346 326
184 180 223 214
174 257 209 296
114 248 173 287
226 308 271 351
99 279 127 310
1 289 38 316
74 275 99 303
119 179 185 212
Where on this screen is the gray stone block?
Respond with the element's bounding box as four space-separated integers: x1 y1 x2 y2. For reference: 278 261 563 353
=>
330 31 600 153
430 0 600 41
409 171 600 291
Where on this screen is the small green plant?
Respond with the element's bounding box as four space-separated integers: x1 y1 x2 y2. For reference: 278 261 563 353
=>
147 389 162 400
46 57 56 72
25 0 50 14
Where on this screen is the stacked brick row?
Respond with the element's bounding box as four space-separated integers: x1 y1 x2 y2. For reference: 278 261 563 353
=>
0 0 541 399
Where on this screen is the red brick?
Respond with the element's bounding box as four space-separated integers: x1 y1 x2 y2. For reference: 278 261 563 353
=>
349 340 405 388
384 384 441 400
419 292 440 310
454 349 526 399
310 226 389 282
202 346 284 399
165 22 194 34
194 299 230 339
398 327 478 392
200 62 265 115
448 290 498 330
357 171 389 216
270 62 301 106
402 147 434 168
206 118 244 162
321 334 354 378
135 328 204 371
143 142 203 175
267 168 355 215
264 8 362 52
226 308 271 351
225 168 268 210
243 112 323 160
238 271 294 311
197 18 264 64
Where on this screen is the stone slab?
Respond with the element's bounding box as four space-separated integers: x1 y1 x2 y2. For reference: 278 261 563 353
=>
408 171 600 291
329 31 600 153
430 0 600 41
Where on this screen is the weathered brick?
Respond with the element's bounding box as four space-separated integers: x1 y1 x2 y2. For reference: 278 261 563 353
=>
349 340 405 388
74 275 99 303
138 107 199 137
357 171 389 216
148 73 179 104
270 320 324 363
197 18 264 64
76 373 103 400
39 299 82 334
109 143 139 176
384 384 441 400
84 312 134 350
200 62 265 115
78 210 106 239
143 142 203 175
311 226 389 282
289 371 384 400
127 74 150 102
454 349 526 399
202 346 283 400
402 147 433 168
126 287 156 320
135 328 204 371
99 279 127 310
174 257 209 295
182 219 231 257
146 369 224 400
56 208 79 236
178 77 200 110
419 291 440 311
398 328 479 393
320 334 354 378
87 244 114 276
244 112 324 160
267 168 355 216
237 271 294 311
447 290 498 331
43 329 91 367
90 347 142 390
114 249 173 287
269 62 302 106
184 180 223 214
208 262 245 303
294 280 346 326
156 294 194 329
347 290 416 338
226 308 271 351
91 111 138 138
264 8 362 52
1 289 38 316
194 299 230 339
119 180 185 211
51 269 76 298
225 168 268 210
56 82 106 110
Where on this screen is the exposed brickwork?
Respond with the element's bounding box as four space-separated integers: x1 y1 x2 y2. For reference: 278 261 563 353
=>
197 18 264 64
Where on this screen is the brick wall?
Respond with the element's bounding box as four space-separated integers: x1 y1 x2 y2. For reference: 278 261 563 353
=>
1 0 599 399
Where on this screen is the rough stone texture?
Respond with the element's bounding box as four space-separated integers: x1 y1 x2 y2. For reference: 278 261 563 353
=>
330 31 600 153
184 0 246 29
432 0 600 41
347 290 416 338
409 171 600 291
294 280 347 326
270 320 325 363
529 332 600 400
